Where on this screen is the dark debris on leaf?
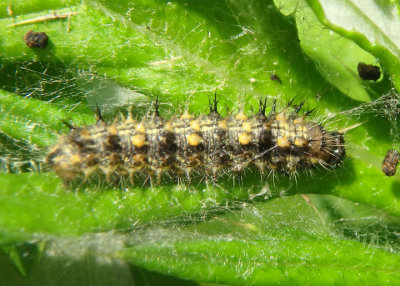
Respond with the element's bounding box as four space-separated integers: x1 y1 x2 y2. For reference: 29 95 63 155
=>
357 62 381 81
382 149 400 176
24 31 48 48
270 74 282 84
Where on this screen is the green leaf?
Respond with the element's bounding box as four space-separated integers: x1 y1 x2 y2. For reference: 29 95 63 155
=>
274 0 389 102
120 194 400 285
1 0 400 285
305 0 400 90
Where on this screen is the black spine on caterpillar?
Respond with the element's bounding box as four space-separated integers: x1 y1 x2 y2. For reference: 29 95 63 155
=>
46 97 346 185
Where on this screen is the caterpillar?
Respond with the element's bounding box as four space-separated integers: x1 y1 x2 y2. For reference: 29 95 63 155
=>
46 96 346 186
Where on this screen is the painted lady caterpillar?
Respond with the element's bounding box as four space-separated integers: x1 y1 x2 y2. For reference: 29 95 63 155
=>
46 96 346 186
